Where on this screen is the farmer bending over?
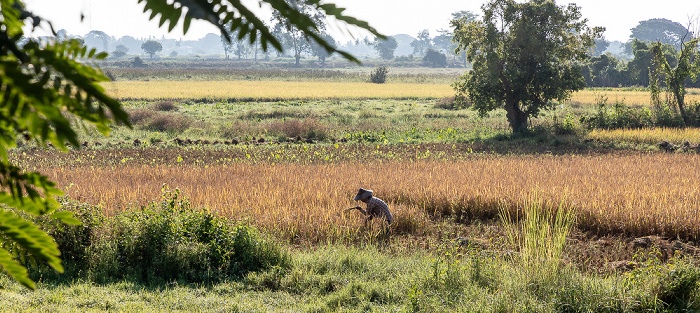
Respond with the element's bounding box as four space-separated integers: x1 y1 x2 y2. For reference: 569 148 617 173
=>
349 188 393 227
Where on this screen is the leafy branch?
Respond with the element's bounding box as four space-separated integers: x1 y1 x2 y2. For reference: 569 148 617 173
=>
138 0 385 63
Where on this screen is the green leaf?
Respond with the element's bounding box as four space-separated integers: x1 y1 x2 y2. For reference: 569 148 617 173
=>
137 0 384 63
0 209 63 273
50 211 81 226
0 247 35 290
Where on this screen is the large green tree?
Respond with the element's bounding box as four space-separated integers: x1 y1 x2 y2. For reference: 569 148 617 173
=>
141 40 163 59
631 18 690 49
452 0 603 133
0 0 380 290
373 36 398 60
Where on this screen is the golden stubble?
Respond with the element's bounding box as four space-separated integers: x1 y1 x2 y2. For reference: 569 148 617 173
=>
43 153 700 241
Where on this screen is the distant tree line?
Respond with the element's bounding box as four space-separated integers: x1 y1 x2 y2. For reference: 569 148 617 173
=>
580 39 700 88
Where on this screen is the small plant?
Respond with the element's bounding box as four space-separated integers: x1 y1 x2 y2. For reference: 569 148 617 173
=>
369 66 388 84
500 192 575 279
551 113 578 135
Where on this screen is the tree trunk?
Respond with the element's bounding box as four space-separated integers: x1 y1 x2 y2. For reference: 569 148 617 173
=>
504 97 528 133
674 88 689 126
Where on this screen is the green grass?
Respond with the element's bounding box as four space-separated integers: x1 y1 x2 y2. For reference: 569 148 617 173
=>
2 191 698 312
65 98 598 150
2 243 699 312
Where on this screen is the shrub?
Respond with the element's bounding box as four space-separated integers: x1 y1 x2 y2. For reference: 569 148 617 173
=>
151 101 178 112
434 96 470 110
550 113 579 135
267 118 330 141
131 56 147 68
369 66 388 84
655 261 700 309
579 95 693 129
423 49 447 68
127 108 156 125
146 113 193 133
29 188 290 285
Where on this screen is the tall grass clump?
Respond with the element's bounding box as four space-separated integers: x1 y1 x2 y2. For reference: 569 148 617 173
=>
29 187 289 285
500 193 575 282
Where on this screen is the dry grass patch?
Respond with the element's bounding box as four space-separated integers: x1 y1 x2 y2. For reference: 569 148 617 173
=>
587 127 700 145
36 153 700 243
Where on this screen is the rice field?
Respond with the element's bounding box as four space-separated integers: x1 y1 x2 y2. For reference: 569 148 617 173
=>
104 81 454 101
102 79 700 105
571 88 700 106
587 127 700 145
21 148 700 243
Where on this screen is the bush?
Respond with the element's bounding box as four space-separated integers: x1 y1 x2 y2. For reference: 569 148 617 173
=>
151 101 178 112
370 66 388 84
29 188 290 285
656 261 700 309
434 96 470 110
550 113 579 135
146 113 192 133
579 96 694 129
423 49 447 68
131 56 147 68
111 50 127 59
267 118 330 141
579 97 655 129
127 108 156 125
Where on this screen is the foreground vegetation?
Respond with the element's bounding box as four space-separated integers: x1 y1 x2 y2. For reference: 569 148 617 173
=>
6 65 700 311
10 149 700 243
2 191 699 312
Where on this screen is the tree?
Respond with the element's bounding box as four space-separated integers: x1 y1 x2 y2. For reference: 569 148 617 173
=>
423 49 447 67
111 44 128 58
582 53 626 87
271 0 327 66
452 0 603 133
141 40 163 59
221 26 250 60
631 18 691 49
432 29 453 54
373 36 398 60
115 44 129 53
410 29 431 56
650 36 700 125
309 32 336 64
591 38 609 56
114 36 141 55
0 0 381 290
627 39 677 87
449 11 478 67
84 30 112 52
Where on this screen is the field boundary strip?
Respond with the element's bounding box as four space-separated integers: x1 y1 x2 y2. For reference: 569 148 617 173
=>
104 81 454 101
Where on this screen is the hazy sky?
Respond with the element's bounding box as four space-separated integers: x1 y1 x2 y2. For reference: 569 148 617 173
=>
23 0 700 43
